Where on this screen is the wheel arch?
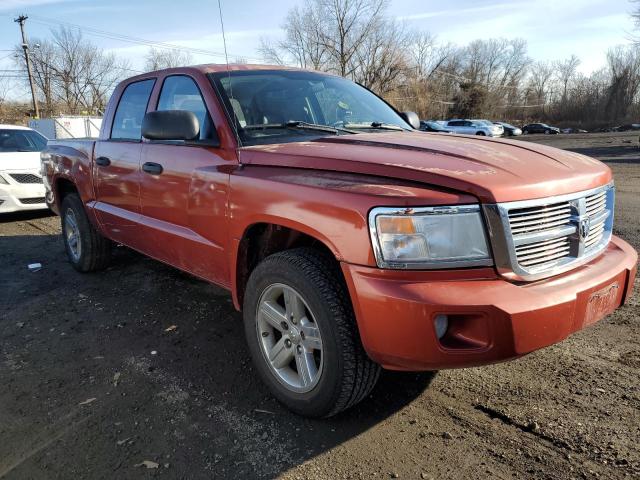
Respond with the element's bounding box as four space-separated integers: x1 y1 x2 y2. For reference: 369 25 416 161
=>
232 220 343 311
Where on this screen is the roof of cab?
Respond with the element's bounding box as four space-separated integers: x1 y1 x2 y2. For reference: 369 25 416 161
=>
122 63 332 83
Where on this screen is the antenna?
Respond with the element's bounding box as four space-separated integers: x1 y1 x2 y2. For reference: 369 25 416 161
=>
217 0 242 153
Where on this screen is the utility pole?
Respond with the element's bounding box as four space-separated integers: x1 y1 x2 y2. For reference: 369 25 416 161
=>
14 15 40 118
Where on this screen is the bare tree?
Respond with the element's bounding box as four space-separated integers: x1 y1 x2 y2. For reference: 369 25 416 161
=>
145 47 193 71
409 32 453 79
260 0 395 84
14 27 131 116
555 54 580 105
260 4 329 69
604 46 640 122
352 18 410 93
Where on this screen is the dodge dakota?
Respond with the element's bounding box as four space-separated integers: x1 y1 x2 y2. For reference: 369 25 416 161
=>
42 65 638 418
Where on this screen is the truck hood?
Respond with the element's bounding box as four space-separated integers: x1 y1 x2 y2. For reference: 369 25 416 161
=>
239 132 611 203
0 151 41 172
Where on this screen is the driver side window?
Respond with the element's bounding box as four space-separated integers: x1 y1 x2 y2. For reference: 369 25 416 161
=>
157 75 216 142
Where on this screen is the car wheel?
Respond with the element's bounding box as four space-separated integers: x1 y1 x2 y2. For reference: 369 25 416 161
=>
544 130 550 134
475 131 486 136
243 247 380 418
61 193 112 272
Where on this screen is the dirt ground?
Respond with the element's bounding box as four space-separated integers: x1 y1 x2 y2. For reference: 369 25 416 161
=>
0 131 638 480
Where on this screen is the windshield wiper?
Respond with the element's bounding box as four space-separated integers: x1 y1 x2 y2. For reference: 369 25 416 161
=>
243 121 356 135
345 122 406 131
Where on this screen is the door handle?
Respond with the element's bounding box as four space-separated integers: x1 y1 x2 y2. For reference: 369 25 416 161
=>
96 156 111 167
142 162 163 175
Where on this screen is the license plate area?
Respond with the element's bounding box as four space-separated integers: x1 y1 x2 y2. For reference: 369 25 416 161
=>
584 282 620 326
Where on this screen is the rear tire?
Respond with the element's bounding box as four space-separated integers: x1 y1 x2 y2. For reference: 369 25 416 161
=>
243 247 380 418
60 193 111 272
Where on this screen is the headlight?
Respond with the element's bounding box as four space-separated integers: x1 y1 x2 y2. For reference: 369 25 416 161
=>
368 205 493 269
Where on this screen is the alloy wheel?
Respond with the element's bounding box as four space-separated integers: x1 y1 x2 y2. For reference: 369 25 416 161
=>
64 208 81 262
256 283 324 393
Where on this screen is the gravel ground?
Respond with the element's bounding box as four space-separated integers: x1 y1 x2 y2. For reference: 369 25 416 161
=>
0 131 638 480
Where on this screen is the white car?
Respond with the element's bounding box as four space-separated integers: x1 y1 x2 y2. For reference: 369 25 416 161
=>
445 119 503 137
0 125 49 213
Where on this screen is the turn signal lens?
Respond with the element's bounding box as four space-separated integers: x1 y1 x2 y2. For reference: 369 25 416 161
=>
377 216 416 234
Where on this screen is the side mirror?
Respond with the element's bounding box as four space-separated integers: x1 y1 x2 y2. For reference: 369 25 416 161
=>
142 110 200 141
400 111 421 130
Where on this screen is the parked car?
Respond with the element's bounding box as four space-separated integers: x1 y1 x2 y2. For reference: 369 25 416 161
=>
419 120 452 133
612 124 640 132
42 65 637 418
522 123 560 134
0 125 48 213
494 122 522 136
446 119 503 137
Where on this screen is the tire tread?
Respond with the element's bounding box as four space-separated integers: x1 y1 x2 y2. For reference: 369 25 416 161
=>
254 247 380 417
61 193 111 272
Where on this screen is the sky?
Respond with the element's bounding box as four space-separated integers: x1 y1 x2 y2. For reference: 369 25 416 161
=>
0 0 637 100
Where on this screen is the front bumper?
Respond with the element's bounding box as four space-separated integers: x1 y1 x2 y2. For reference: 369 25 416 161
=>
0 171 47 213
342 235 637 371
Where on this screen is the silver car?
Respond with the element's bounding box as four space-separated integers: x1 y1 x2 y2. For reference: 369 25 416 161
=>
446 119 503 137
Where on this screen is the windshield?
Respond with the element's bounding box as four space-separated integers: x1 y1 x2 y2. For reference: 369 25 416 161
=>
0 129 47 152
209 70 411 146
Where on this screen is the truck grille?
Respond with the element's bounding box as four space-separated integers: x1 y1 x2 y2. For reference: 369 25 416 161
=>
19 197 46 205
9 173 42 184
484 183 614 281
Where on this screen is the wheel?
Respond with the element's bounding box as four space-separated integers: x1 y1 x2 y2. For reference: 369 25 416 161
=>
61 193 111 272
475 131 486 136
523 129 529 134
243 248 380 418
544 129 550 134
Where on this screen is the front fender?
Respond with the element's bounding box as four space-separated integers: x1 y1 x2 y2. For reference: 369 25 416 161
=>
227 166 478 307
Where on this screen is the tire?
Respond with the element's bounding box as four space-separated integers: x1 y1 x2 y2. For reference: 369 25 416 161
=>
475 131 486 136
60 193 111 272
544 129 550 135
243 247 380 418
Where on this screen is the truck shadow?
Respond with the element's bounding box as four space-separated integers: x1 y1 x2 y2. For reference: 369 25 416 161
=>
0 209 55 224
0 230 436 479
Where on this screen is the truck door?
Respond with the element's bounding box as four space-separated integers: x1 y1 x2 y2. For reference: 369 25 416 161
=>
138 74 230 285
93 78 155 249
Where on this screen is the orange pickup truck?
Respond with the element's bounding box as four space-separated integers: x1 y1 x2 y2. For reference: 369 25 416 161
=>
42 65 637 417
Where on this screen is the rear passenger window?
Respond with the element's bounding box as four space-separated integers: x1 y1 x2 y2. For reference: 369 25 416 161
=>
157 75 215 142
111 79 155 141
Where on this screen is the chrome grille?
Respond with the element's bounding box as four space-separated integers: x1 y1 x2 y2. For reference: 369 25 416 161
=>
508 201 571 235
514 236 571 268
483 183 615 281
9 173 42 184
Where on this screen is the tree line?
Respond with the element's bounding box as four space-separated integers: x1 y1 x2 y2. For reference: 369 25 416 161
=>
260 0 640 129
2 0 639 129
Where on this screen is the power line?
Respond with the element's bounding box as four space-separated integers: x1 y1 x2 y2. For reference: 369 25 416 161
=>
25 14 263 63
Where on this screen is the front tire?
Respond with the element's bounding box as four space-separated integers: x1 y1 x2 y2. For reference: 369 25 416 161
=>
61 193 111 272
475 131 486 136
243 248 380 417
